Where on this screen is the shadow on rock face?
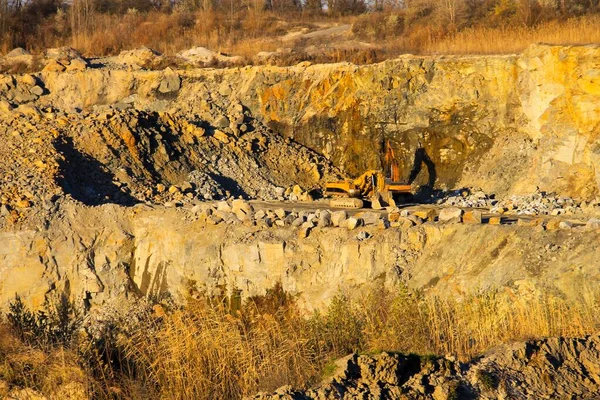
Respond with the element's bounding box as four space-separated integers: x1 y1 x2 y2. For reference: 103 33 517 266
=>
407 147 438 203
54 137 137 206
409 147 437 189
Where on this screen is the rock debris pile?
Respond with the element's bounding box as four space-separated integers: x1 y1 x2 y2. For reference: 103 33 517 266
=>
0 93 341 228
250 335 600 400
0 46 88 75
438 188 600 217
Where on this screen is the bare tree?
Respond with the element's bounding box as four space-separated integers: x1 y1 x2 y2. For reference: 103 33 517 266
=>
438 0 466 28
70 0 95 35
0 0 9 35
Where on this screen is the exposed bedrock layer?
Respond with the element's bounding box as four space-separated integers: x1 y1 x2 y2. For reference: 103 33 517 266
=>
21 43 600 199
1 44 600 310
2 202 599 310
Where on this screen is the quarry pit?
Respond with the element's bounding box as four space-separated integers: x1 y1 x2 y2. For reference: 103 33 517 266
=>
2 43 600 399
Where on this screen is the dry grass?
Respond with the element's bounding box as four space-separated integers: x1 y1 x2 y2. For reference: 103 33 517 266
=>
424 16 600 55
359 285 600 360
117 297 325 399
0 324 88 397
3 7 600 64
2 284 600 398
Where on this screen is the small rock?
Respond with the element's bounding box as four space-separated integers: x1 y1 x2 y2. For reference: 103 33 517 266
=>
299 192 314 202
517 218 534 226
347 217 362 230
215 210 237 223
15 199 31 208
546 218 561 230
181 181 194 193
298 226 311 238
301 220 315 229
213 129 230 143
559 221 573 229
331 210 347 227
356 231 370 240
6 47 30 57
65 57 88 71
463 210 482 224
318 210 331 228
214 115 230 128
217 201 232 212
232 199 253 216
388 212 400 222
254 210 266 220
274 208 287 219
438 207 463 223
371 197 383 210
413 209 436 221
586 218 600 230
396 217 415 229
359 211 380 226
43 59 66 72
30 85 44 96
0 100 13 114
488 216 502 225
158 71 181 93
291 217 305 227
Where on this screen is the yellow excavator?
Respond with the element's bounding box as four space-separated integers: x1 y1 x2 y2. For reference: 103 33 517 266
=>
324 141 412 209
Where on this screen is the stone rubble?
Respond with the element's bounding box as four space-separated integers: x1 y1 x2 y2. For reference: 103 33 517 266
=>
0 91 341 229
437 187 599 217
249 335 600 400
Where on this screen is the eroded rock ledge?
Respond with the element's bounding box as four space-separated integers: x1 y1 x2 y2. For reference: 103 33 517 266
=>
2 201 599 311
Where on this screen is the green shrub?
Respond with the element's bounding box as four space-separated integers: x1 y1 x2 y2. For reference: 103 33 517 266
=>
6 293 81 348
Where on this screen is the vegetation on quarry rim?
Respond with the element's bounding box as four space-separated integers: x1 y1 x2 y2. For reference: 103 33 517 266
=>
1 0 600 64
2 282 600 399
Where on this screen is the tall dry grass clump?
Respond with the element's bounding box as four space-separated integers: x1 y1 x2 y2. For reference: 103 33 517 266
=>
424 15 600 54
118 293 326 399
358 284 600 360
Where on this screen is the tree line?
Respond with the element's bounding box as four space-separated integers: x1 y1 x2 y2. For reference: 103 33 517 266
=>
0 0 599 53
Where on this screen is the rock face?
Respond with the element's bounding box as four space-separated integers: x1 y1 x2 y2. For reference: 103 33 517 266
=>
1 44 600 314
3 44 597 199
2 201 600 311
249 335 600 399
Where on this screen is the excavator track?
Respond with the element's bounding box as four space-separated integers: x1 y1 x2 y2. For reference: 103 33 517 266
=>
329 198 364 209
